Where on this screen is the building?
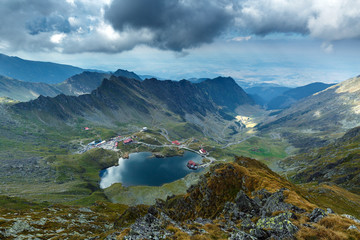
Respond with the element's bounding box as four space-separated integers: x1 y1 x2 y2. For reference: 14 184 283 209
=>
123 138 133 144
172 140 180 145
199 148 207 155
187 160 198 170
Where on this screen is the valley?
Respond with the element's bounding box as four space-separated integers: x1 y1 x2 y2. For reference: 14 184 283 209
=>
0 65 359 239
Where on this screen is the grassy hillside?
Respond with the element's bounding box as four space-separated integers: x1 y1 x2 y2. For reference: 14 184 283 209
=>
280 126 360 194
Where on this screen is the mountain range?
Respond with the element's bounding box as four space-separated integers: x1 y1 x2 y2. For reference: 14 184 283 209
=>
13 76 253 135
244 82 334 110
1 53 360 239
0 69 143 102
259 76 360 136
267 82 334 110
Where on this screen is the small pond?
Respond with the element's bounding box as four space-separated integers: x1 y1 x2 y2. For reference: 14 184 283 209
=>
99 151 202 188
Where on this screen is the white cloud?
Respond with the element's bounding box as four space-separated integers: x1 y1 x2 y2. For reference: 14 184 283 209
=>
50 33 66 44
308 0 360 41
232 36 252 42
321 42 334 54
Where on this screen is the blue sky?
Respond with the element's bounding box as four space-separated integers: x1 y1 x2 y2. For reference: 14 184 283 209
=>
1 0 360 86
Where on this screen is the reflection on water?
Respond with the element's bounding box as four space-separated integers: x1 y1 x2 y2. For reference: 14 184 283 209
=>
100 151 202 189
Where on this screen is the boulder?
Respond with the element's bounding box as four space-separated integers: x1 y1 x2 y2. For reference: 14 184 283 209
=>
255 212 298 239
235 190 260 215
309 208 327 222
230 230 257 240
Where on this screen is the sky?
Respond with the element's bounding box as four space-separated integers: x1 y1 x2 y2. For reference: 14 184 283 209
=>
1 0 360 86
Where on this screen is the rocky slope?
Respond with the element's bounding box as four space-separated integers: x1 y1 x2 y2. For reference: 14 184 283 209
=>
1 156 360 239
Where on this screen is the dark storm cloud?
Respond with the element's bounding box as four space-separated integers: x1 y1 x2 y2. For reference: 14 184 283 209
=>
105 0 233 51
1 0 360 54
26 15 72 35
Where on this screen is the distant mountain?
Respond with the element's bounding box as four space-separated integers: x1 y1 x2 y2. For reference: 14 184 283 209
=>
244 85 291 107
56 71 111 96
13 76 254 129
0 75 61 101
113 69 142 81
0 53 92 84
139 75 166 80
259 75 360 146
197 77 254 111
0 69 146 101
267 82 334 110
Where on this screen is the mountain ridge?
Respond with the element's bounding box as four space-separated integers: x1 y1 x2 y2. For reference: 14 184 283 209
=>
0 53 89 84
13 76 253 129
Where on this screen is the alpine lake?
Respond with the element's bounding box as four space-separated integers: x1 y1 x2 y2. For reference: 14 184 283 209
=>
100 151 203 188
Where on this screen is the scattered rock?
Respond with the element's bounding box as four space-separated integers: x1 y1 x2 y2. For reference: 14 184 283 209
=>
5 220 37 237
326 208 334 214
240 218 255 230
255 212 298 239
125 213 171 240
79 207 93 213
235 190 260 215
230 230 257 240
348 225 359 231
309 208 327 222
341 214 360 224
261 189 294 215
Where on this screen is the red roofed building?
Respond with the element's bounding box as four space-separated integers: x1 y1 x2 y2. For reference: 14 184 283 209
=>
123 138 133 144
172 140 180 145
187 160 198 170
199 148 207 155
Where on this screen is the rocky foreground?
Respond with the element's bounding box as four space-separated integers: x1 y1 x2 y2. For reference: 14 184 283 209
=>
1 157 360 239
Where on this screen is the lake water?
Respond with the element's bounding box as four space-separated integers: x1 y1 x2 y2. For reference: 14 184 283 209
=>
99 151 202 188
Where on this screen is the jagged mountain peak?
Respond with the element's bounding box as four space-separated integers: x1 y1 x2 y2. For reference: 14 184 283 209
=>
113 69 142 81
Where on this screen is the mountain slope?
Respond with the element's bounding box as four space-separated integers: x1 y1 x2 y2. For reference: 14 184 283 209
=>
281 126 360 194
267 82 334 110
0 75 61 101
13 76 254 129
0 53 87 84
259 75 360 138
114 156 360 239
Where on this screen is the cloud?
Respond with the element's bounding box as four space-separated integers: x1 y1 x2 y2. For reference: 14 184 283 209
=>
232 36 252 42
321 42 334 54
233 0 360 42
0 0 360 54
104 0 233 51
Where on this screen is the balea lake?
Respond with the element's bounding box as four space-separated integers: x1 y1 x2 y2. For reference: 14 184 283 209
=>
100 151 202 188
